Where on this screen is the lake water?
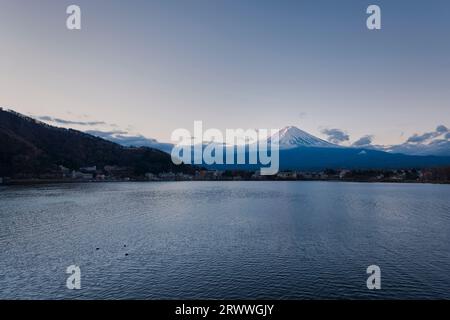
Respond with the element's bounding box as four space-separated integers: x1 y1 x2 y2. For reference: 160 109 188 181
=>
0 181 449 299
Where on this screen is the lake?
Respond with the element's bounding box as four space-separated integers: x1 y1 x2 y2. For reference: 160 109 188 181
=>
0 181 449 299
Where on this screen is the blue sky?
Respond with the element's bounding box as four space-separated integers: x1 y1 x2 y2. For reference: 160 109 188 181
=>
1 0 449 145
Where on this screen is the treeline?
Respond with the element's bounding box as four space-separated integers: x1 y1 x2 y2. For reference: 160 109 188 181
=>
0 108 194 178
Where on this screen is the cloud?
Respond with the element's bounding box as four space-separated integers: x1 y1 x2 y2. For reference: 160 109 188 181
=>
352 135 374 147
327 124 450 156
378 125 450 156
85 130 156 144
34 113 172 153
406 125 448 143
298 112 307 119
110 135 159 146
85 130 129 137
85 130 173 154
387 140 450 157
407 132 435 143
321 128 350 144
38 115 106 126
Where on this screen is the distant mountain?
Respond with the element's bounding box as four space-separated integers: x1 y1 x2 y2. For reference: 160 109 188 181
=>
91 126 337 154
84 123 450 171
362 125 450 156
380 141 450 157
275 146 450 171
0 109 193 177
203 126 450 171
85 130 174 154
95 125 450 158
203 145 450 172
268 126 336 149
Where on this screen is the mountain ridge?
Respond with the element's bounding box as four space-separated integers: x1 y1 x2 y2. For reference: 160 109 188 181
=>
88 125 450 157
3 109 450 175
0 108 193 178
268 126 337 149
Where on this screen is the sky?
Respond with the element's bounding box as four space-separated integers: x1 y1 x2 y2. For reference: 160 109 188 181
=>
1 0 449 145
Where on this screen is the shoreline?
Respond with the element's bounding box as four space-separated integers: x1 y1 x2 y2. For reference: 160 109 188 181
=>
2 178 449 186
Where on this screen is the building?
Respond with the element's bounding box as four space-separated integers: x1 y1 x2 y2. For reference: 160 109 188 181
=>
80 166 97 173
58 165 71 178
104 165 133 178
158 172 176 181
277 171 298 179
251 171 262 180
339 170 351 179
176 173 193 181
145 173 157 181
72 171 93 180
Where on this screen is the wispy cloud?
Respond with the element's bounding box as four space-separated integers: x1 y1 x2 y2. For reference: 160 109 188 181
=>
86 130 157 144
85 130 129 136
321 128 350 144
357 125 450 156
37 115 106 126
406 125 448 143
352 135 374 147
298 112 307 119
85 130 173 153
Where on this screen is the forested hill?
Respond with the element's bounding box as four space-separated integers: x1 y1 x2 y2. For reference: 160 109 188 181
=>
0 108 192 178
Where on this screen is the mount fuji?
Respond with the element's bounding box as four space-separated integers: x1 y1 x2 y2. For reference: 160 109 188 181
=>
215 126 450 171
267 126 337 149
89 124 450 171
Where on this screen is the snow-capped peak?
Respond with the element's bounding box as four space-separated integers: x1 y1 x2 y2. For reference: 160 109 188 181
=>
269 126 337 149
